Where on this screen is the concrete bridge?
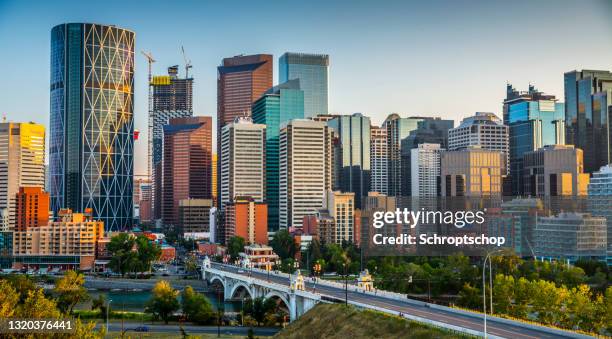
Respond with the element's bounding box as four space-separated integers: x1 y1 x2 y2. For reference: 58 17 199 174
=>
202 265 320 322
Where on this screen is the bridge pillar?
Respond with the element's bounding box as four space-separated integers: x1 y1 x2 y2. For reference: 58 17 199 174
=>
289 293 297 322
224 278 232 300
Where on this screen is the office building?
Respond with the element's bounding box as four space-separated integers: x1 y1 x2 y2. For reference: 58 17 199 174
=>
523 145 589 197
279 52 329 118
323 191 355 244
410 143 443 197
448 112 509 171
211 154 218 206
327 113 370 208
13 208 105 270
504 84 565 195
0 122 45 230
220 118 266 209
441 147 505 197
239 244 279 268
162 117 213 227
564 70 612 174
587 164 612 265
279 120 334 229
224 197 268 245
178 198 213 239
535 213 607 263
138 181 152 223
15 187 49 232
370 126 388 195
252 80 305 231
384 114 422 196
49 23 134 231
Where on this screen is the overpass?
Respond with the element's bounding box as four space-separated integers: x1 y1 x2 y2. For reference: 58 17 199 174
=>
202 260 594 339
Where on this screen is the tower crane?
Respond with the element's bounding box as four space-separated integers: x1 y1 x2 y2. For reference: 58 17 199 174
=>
140 51 156 83
181 46 192 79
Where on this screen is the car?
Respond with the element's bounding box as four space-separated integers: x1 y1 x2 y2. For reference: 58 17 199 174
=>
134 326 149 332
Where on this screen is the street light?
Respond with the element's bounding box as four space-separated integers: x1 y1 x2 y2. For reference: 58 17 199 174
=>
483 249 504 338
106 299 112 334
313 263 321 293
342 263 348 306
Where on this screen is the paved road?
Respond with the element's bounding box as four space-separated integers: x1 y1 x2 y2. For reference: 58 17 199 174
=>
97 322 279 336
211 263 583 339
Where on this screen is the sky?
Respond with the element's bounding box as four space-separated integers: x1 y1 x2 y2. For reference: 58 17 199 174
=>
0 0 611 176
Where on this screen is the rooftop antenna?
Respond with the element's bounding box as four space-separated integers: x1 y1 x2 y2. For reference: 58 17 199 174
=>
181 46 192 78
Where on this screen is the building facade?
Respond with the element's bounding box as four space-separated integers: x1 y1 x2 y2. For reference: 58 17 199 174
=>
49 23 134 231
370 126 388 195
441 147 505 197
279 120 334 229
162 117 213 227
279 52 329 118
252 80 305 231
587 164 612 265
0 122 45 230
324 191 355 244
564 70 612 174
15 187 49 232
223 197 268 245
410 143 443 197
178 198 213 238
384 114 422 197
220 118 266 210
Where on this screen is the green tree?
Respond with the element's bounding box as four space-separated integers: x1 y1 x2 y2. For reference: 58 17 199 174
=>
531 279 568 326
0 280 19 317
135 234 162 273
227 236 246 260
564 284 598 331
19 288 61 318
145 280 180 324
54 270 89 314
492 274 514 315
457 283 481 309
243 297 277 326
181 286 214 325
184 255 199 277
107 232 137 277
91 294 108 316
4 274 36 303
270 229 297 260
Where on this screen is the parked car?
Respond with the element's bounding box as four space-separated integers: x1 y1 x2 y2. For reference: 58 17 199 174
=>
134 326 149 332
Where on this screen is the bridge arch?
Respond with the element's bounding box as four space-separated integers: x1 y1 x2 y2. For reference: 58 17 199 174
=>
209 276 225 289
264 291 290 309
229 282 253 300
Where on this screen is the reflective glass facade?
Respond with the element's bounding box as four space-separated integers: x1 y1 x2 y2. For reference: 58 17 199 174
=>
252 80 304 231
50 23 135 231
279 53 329 118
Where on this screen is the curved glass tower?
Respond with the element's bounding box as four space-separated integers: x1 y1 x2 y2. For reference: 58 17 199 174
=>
50 23 135 231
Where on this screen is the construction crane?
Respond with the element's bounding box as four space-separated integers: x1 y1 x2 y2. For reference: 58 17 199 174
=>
181 46 192 79
140 50 156 83
141 50 155 180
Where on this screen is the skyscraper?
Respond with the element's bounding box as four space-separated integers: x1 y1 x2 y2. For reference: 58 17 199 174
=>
50 23 134 231
15 187 50 232
441 147 505 197
279 120 334 229
564 70 612 174
0 122 45 230
504 84 564 195
220 118 266 210
148 66 194 219
327 113 371 208
252 80 305 231
384 114 422 197
279 52 329 118
323 190 355 244
410 143 443 197
162 117 212 227
370 126 388 195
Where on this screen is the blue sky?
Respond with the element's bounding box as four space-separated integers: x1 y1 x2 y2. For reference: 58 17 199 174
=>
1 0 611 175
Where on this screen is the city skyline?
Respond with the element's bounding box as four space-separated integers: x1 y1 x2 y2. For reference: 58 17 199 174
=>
1 1 612 176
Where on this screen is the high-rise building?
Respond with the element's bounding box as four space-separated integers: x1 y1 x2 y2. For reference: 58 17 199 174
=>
504 84 564 195
211 154 218 206
441 147 505 197
279 52 329 118
49 23 134 231
410 143 443 197
162 117 213 227
522 145 590 197
0 122 45 230
384 114 422 196
223 197 268 245
448 112 509 172
370 126 388 195
327 113 370 208
220 118 266 210
564 70 612 174
138 181 152 223
279 120 334 229
323 191 355 244
178 198 213 238
15 187 49 232
252 80 305 231
587 164 612 265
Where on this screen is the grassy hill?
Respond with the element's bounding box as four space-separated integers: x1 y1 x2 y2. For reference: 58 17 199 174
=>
274 304 474 339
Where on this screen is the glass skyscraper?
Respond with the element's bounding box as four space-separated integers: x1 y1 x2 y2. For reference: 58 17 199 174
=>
50 23 135 231
328 113 371 208
504 84 564 195
564 70 612 174
252 79 304 231
279 53 329 118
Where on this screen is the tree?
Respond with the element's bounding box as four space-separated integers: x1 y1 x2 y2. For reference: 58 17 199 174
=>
19 288 61 318
91 294 108 316
181 286 214 325
270 230 297 260
243 297 277 326
146 280 180 324
135 234 162 273
55 270 89 314
4 274 36 303
107 233 138 277
457 283 481 309
227 236 246 260
0 280 19 317
184 255 199 276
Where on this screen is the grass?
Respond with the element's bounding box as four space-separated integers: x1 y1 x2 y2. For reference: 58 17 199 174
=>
74 309 153 321
105 333 239 339
274 304 474 339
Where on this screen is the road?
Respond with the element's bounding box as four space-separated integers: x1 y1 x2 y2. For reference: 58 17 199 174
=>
97 321 279 336
211 263 584 339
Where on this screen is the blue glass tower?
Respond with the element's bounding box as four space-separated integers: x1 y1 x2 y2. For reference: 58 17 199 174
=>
504 84 564 195
279 53 329 118
50 23 135 231
252 80 304 231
